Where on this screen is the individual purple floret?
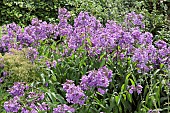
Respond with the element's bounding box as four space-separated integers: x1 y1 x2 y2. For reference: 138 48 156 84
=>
53 104 75 113
0 63 4 69
2 71 8 77
129 85 136 94
97 88 106 95
46 60 51 68
0 77 3 83
52 60 57 68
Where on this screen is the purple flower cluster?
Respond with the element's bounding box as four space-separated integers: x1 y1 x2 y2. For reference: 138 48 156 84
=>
80 66 113 94
4 96 21 112
155 40 170 68
125 12 145 28
57 8 73 37
53 104 75 113
128 84 143 95
7 82 29 97
57 9 170 72
20 92 48 112
63 10 139 54
132 45 157 73
68 11 102 50
132 39 170 72
62 66 113 107
0 18 58 53
0 23 22 52
0 8 169 74
63 80 87 105
22 102 49 113
4 82 49 112
18 18 57 47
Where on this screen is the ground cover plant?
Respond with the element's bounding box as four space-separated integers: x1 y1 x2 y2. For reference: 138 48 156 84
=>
0 6 169 113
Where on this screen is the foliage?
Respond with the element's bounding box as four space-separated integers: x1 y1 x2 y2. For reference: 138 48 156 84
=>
0 0 67 26
0 2 169 113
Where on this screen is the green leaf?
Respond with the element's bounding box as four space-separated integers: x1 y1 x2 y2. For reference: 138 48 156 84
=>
92 102 105 109
153 69 160 75
121 84 125 92
115 96 119 105
55 94 66 104
115 95 122 105
127 93 132 103
46 92 54 102
130 79 135 85
125 73 131 87
100 59 106 67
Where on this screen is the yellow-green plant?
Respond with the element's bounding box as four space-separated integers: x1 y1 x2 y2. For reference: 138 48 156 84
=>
0 48 39 82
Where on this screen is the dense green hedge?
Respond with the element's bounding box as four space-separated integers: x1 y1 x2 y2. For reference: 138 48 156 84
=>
0 0 67 26
0 0 169 25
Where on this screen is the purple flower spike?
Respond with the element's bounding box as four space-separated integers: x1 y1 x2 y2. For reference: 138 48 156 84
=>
7 82 28 97
4 96 21 112
136 84 143 95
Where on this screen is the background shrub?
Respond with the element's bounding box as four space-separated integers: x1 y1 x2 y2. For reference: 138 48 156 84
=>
0 0 67 26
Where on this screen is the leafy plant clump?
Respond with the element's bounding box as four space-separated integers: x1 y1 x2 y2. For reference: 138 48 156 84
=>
0 48 39 83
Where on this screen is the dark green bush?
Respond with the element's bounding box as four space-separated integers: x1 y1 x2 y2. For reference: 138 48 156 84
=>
0 0 169 26
0 0 68 26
